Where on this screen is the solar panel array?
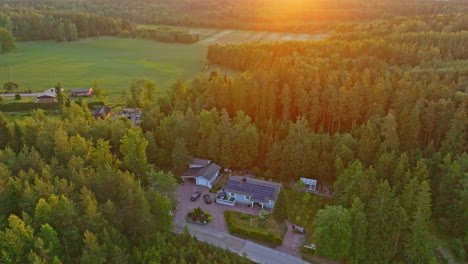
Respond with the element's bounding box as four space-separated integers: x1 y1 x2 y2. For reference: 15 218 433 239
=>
224 179 276 202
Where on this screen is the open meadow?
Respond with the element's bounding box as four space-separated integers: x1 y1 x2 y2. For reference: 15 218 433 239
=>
0 28 326 105
0 37 207 95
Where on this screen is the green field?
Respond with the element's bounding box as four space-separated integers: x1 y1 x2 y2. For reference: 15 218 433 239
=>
0 29 325 105
0 37 207 95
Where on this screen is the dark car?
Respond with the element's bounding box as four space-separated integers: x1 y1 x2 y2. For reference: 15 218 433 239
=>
203 194 212 204
191 192 201 201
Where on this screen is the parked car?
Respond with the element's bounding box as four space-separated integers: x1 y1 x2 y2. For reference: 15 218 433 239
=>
191 192 201 201
203 194 212 204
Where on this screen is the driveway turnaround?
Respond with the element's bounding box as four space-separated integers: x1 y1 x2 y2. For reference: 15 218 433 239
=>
174 181 312 264
174 224 312 264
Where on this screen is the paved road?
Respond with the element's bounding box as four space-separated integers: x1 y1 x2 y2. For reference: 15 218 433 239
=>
174 223 311 264
1 88 56 97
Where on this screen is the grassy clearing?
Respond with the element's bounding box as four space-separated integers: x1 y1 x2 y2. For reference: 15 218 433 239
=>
139 25 328 45
0 37 207 96
284 189 330 242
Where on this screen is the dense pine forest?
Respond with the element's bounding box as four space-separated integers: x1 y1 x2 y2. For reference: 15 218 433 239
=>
0 0 467 263
0 107 254 264
0 7 134 41
1 0 467 32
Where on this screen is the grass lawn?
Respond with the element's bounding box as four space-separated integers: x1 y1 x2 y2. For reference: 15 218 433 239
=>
226 210 287 246
0 37 207 97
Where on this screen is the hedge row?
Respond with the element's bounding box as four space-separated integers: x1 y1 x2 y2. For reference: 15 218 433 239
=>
0 101 104 112
119 28 200 44
0 102 58 112
224 211 283 247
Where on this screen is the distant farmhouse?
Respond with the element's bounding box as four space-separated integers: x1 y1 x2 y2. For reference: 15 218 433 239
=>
217 176 281 209
112 108 142 126
92 106 112 119
181 158 221 188
36 95 57 103
71 88 93 97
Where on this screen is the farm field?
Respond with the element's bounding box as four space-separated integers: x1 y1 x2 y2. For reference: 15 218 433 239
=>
139 25 328 45
0 37 207 95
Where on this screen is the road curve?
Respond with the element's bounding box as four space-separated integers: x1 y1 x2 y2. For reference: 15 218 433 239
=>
174 223 311 264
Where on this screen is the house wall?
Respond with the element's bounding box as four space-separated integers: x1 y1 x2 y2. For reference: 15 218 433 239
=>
208 171 219 184
226 192 276 209
196 177 211 188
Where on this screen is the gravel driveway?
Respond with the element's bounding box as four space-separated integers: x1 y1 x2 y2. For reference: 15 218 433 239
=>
174 181 264 233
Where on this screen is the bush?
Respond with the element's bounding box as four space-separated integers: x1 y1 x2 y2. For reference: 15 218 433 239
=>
14 94 21 100
187 207 212 223
224 211 283 246
240 213 250 220
0 102 58 112
300 246 316 255
4 82 19 91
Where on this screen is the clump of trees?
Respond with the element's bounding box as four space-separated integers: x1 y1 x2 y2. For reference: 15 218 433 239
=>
3 82 18 91
0 7 135 42
0 27 14 52
121 27 200 44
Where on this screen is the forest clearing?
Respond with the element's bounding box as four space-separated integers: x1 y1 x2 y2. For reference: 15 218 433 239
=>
139 25 328 45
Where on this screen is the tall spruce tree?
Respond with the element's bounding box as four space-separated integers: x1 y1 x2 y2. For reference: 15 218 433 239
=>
0 112 11 149
272 189 288 223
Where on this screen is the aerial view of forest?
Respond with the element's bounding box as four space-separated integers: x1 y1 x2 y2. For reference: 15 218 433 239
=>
0 0 466 264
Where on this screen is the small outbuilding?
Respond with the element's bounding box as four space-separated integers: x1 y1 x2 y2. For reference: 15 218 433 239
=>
181 158 221 189
300 178 317 191
71 88 93 97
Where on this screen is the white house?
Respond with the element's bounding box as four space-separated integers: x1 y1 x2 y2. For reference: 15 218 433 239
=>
181 158 221 188
218 176 282 209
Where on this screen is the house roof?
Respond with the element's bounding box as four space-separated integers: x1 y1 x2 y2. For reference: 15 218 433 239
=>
93 106 111 116
223 176 281 203
300 178 317 185
182 162 221 181
191 158 211 167
71 88 92 93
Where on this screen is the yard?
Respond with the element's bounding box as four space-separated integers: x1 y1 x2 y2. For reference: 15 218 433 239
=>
225 210 287 247
227 210 287 238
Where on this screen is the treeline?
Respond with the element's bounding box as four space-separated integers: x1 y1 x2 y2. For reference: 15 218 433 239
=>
120 27 200 44
0 7 134 41
123 14 466 262
0 107 254 264
0 0 466 33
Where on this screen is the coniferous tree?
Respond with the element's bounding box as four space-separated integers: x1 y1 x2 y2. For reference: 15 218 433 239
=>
349 197 367 264
0 112 12 149
313 206 352 261
272 189 288 223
